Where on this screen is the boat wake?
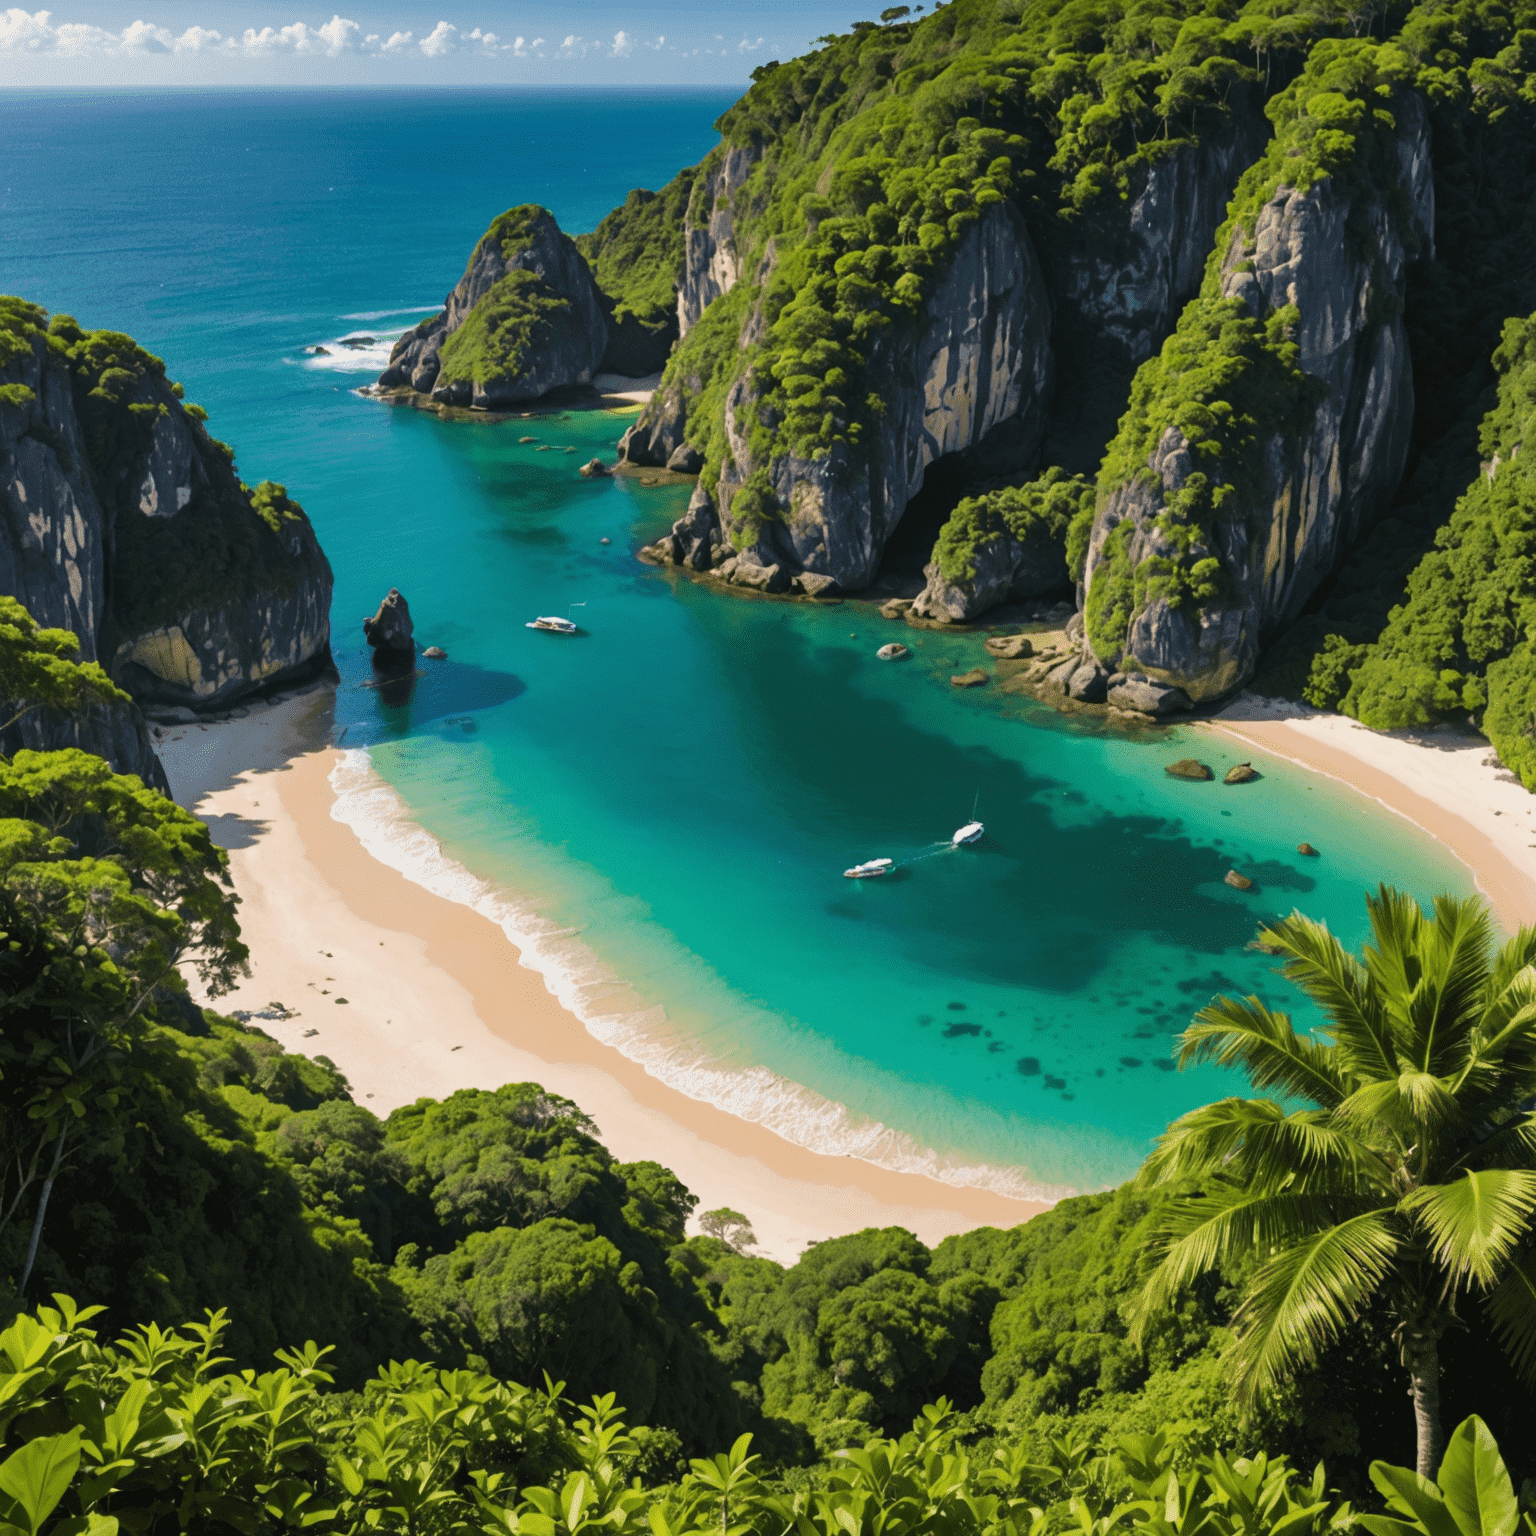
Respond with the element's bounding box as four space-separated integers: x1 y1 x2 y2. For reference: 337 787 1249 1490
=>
328 749 1071 1207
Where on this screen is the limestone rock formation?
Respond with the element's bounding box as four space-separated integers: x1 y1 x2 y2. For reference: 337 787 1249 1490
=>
652 202 1053 594
379 206 609 408
678 144 761 337
1079 92 1434 705
1 302 334 731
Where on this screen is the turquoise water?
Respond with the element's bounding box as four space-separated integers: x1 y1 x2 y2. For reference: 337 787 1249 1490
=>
6 89 1473 1197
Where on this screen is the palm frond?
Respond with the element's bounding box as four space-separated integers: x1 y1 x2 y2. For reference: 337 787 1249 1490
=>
1484 1248 1536 1381
1402 1168 1536 1289
1459 1115 1536 1175
1401 893 1496 1077
1178 994 1351 1108
1263 910 1397 1083
1489 924 1536 999
1460 968 1536 1102
1141 1096 1394 1195
1228 1208 1401 1406
1133 1185 1391 1340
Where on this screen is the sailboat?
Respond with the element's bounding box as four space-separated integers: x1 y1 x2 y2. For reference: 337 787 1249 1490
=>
526 601 586 634
951 790 983 845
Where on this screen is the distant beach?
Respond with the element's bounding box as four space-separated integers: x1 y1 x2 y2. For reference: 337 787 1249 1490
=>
158 691 1049 1266
1207 696 1536 934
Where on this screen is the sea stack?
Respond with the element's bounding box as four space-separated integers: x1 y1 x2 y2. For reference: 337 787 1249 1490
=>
364 589 415 653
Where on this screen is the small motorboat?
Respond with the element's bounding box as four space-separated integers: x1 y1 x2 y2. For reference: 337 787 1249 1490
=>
526 615 578 634
843 858 894 880
951 821 984 846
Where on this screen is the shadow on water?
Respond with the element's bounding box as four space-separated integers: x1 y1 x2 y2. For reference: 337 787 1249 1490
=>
343 651 526 741
681 615 1318 991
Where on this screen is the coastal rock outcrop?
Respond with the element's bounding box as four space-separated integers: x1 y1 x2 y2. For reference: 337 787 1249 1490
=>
1 299 334 734
677 144 762 337
1078 89 1434 706
379 206 610 408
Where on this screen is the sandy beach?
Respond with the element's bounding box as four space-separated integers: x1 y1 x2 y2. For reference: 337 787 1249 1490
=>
157 688 1047 1265
1207 696 1536 933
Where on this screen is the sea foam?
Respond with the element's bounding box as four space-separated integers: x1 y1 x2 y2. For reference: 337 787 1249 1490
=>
299 329 407 374
328 748 1070 1207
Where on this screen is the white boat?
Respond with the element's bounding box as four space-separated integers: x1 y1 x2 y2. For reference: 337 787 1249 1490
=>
526 615 578 634
843 858 894 880
951 821 984 846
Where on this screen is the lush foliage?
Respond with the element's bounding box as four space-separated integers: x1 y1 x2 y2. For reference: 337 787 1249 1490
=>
0 600 127 739
1310 313 1536 785
1136 886 1536 1474
576 175 698 333
3 1293 1534 1536
933 468 1090 586
437 272 588 394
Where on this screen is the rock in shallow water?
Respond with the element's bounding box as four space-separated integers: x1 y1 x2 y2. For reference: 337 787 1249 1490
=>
1106 675 1193 716
950 668 989 688
1224 869 1256 891
1165 758 1214 781
985 634 1034 659
1224 762 1260 784
363 588 415 653
877 643 909 660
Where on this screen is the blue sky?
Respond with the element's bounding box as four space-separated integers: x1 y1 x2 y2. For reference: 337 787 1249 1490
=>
0 0 868 82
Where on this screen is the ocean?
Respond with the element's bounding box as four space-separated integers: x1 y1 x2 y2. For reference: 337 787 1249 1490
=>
2 87 1473 1200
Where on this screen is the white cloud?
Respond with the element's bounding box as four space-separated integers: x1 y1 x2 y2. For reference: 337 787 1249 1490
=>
737 35 763 50
0 10 694 61
317 14 360 51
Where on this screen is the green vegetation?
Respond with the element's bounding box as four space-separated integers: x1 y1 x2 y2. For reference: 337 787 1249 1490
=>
437 271 588 396
0 598 127 737
1297 313 1536 786
933 468 1091 586
577 173 698 332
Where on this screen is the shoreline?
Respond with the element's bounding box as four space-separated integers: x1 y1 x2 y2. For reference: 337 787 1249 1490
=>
1204 696 1536 933
158 692 1047 1265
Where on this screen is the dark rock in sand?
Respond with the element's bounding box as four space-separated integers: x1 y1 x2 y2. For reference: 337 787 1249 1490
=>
1224 869 1256 891
951 668 989 689
363 588 415 653
1224 762 1260 784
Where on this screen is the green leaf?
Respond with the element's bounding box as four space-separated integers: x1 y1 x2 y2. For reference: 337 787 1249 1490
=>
1368 1464 1461 1536
1405 1173 1536 1290
1435 1417 1518 1536
0 1432 82 1536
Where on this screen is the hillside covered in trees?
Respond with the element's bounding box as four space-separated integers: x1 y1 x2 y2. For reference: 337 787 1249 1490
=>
380 0 1536 783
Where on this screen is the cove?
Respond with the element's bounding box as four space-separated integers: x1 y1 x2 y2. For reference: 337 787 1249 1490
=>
6 87 1474 1199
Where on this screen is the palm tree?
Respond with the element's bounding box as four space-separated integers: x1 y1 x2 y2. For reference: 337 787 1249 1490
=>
1132 886 1536 1476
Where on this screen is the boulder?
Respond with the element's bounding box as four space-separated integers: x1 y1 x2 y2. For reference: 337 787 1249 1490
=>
950 668 989 688
986 634 1034 659
1067 659 1108 703
881 598 915 620
796 571 840 597
1297 841 1320 856
423 645 447 659
731 554 789 593
363 589 415 653
665 442 705 474
877 643 909 660
579 459 610 478
1224 869 1256 891
1165 758 1213 781
519 435 539 443
1107 675 1193 716
1224 762 1260 784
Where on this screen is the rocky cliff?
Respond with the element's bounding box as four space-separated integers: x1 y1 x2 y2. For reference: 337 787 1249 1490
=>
1077 80 1434 704
1 299 333 762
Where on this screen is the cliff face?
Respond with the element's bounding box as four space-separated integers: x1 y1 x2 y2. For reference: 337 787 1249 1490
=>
380 207 609 408
1078 90 1434 704
678 145 761 338
647 202 1053 593
1 302 334 751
